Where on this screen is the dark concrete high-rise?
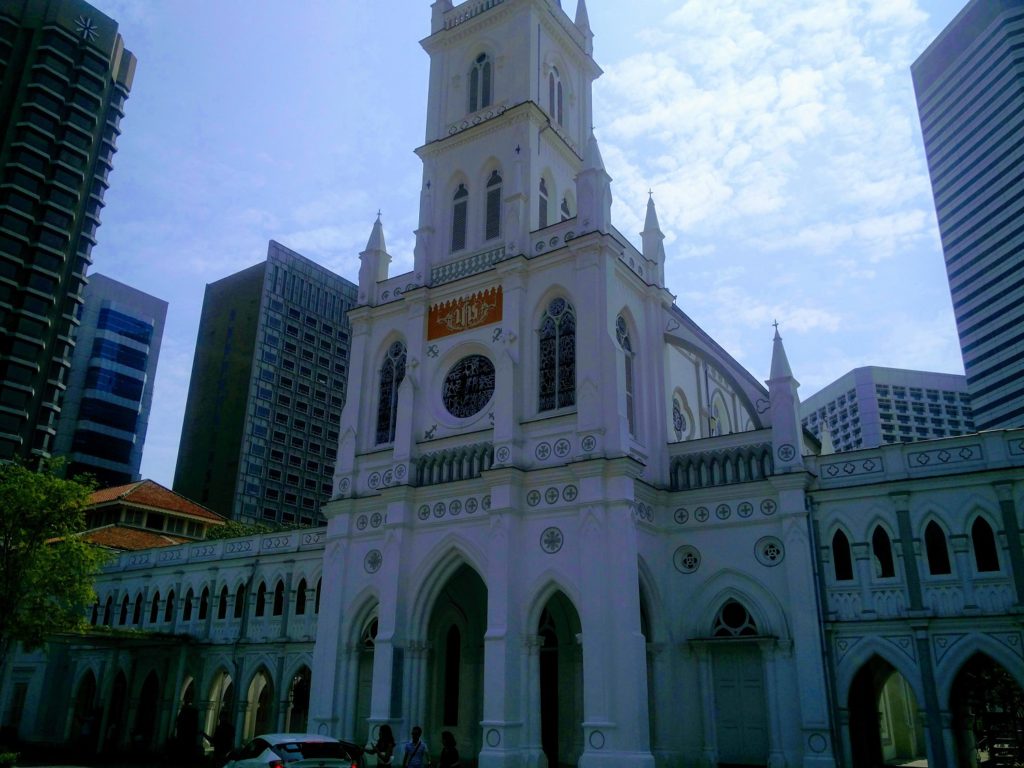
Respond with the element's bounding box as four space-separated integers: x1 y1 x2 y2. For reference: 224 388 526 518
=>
0 0 135 462
912 0 1024 431
174 241 357 525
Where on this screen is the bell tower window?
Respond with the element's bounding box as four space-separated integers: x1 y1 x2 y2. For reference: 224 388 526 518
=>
485 170 502 241
469 53 492 113
560 197 571 221
451 184 469 252
376 342 407 445
538 298 576 412
616 316 636 436
539 178 549 229
548 67 563 126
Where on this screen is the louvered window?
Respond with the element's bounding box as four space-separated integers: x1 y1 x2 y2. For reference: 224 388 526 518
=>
485 170 502 241
451 184 468 252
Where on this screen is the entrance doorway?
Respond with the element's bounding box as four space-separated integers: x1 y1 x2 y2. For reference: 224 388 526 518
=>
244 669 274 740
848 656 926 766
951 653 1024 767
538 591 583 768
712 643 767 765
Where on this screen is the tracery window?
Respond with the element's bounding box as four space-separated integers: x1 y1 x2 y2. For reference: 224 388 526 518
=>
925 521 952 575
832 530 854 581
451 184 469 252
871 526 896 578
971 517 1000 572
616 316 636 436
712 599 758 637
485 170 502 241
538 298 576 412
376 341 407 444
548 67 563 125
539 178 549 229
672 395 689 440
469 52 492 113
560 196 571 221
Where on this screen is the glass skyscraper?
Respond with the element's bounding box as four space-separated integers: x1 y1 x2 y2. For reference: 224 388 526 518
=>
0 0 135 461
912 0 1024 430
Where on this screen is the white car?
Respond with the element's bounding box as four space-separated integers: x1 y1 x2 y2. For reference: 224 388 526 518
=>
223 733 364 768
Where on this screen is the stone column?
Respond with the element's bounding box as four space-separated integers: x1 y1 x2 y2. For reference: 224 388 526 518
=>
892 493 924 611
915 630 948 768
852 543 875 616
995 483 1024 605
521 635 544 768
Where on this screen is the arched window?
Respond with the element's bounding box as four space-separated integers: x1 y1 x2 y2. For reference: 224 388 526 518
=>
925 521 952 575
296 579 307 616
832 530 854 581
538 298 576 412
218 585 229 620
871 526 895 578
672 394 691 441
273 581 285 617
538 178 549 229
234 585 246 619
485 170 502 241
444 625 461 726
132 593 143 625
149 591 160 624
548 67 563 125
90 602 98 626
616 316 636 436
255 582 267 618
971 517 1000 572
710 392 732 437
315 578 322 614
712 599 758 637
376 341 407 445
451 183 468 252
183 589 194 621
469 52 492 113
103 595 112 626
164 590 176 622
199 587 210 620
118 595 129 625
560 196 571 221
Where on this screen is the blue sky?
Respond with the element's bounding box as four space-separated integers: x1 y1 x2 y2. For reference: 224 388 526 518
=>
83 0 966 486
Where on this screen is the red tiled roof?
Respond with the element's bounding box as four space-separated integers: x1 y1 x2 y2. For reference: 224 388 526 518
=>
88 479 225 523
82 525 191 551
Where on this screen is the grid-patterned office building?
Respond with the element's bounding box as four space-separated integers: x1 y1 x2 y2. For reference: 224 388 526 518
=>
174 241 356 525
912 0 1024 430
0 0 135 462
53 273 166 486
801 367 975 452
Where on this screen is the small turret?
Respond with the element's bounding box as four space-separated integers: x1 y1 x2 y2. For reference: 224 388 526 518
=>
766 323 805 472
357 213 391 306
576 0 593 55
431 0 453 34
575 131 612 234
641 192 666 285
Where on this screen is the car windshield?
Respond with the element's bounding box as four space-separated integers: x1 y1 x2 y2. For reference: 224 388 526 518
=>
275 741 349 761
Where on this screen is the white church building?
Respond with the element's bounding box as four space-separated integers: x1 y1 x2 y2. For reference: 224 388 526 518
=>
3 2 1022 768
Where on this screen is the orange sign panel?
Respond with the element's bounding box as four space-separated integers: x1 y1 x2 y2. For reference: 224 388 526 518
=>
428 286 503 340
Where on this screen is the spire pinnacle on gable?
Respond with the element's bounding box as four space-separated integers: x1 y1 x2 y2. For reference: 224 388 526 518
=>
358 212 391 306
365 211 387 254
575 0 593 54
643 191 662 235
576 130 612 233
584 130 605 171
641 191 666 286
769 321 795 382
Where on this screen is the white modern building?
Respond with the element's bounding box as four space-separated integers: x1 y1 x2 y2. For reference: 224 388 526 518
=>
2 3 1023 768
800 367 974 453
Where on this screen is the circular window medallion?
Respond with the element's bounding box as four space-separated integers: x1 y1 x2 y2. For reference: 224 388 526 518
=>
755 536 785 567
716 504 731 520
777 443 796 462
364 549 383 573
370 513 383 528
527 490 541 507
418 505 430 520
674 508 689 524
738 502 753 518
466 497 478 514
449 499 462 516
553 438 571 458
433 502 446 518
442 355 495 418
356 515 368 531
581 435 597 452
540 527 564 554
674 545 701 574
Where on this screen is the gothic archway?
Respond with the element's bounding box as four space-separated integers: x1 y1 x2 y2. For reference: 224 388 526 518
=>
70 669 97 750
538 590 583 768
244 668 274 741
205 670 234 738
848 655 926 766
286 666 312 734
950 653 1024 767
354 616 377 746
132 671 161 752
106 670 128 752
426 563 487 760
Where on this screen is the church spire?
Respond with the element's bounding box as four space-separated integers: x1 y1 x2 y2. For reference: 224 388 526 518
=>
357 213 391 306
575 0 593 54
641 192 666 286
766 322 805 472
576 131 612 234
769 323 794 380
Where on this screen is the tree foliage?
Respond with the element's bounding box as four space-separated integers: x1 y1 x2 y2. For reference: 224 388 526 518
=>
202 520 280 540
0 462 105 670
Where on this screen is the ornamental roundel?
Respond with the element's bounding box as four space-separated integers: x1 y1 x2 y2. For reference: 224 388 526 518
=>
760 499 777 516
527 490 541 507
466 497 479 514
674 508 689 525
495 446 511 463
356 515 368 531
553 438 571 458
482 495 491 510
694 506 710 523
738 502 753 518
777 443 796 462
673 545 701 574
364 549 383 574
716 504 731 520
755 536 785 567
433 502 446 518
535 442 552 460
545 487 560 504
449 500 462 516
418 505 431 520
442 355 496 418
562 485 578 502
368 472 381 489
581 435 597 452
540 527 564 554
370 513 383 528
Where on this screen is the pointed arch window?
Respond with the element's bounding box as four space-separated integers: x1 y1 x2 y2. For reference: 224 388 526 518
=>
199 587 210 620
183 588 194 621
218 585 229 620
273 581 285 616
538 178 549 229
485 170 502 241
971 517 1000 572
132 593 143 625
376 341 407 445
296 579 308 616
451 184 468 252
832 530 854 581
234 584 246 619
712 600 758 637
164 590 176 622
119 595 129 625
469 52 492 113
548 67 563 125
871 526 896 578
925 522 952 575
616 316 636 436
255 582 267 618
560 196 571 221
149 591 160 624
538 298 576 412
103 595 112 626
